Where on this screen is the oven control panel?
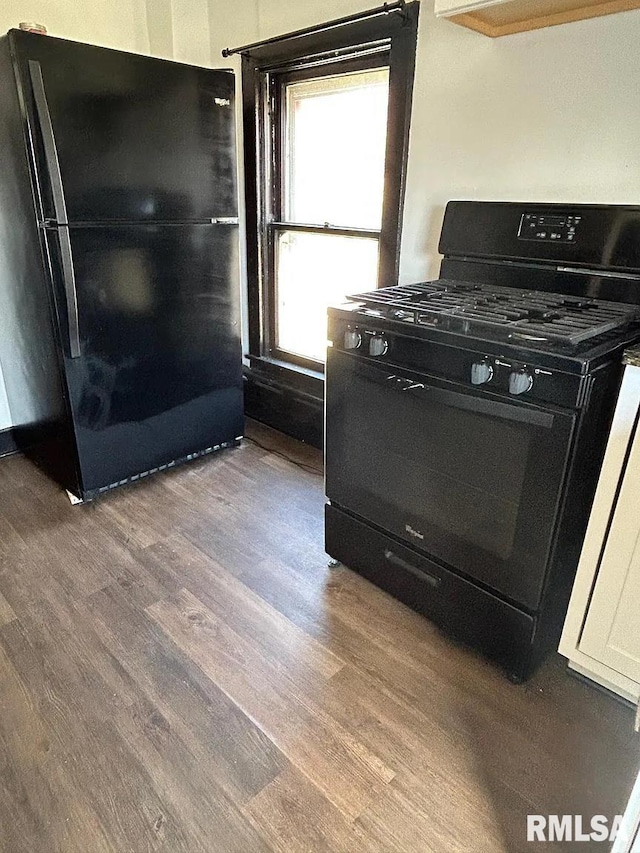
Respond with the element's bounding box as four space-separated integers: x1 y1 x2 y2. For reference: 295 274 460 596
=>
470 359 534 395
329 318 588 409
470 359 494 386
343 327 389 357
472 359 537 395
518 212 582 243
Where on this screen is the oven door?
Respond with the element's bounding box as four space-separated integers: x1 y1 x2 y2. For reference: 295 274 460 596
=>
325 349 577 611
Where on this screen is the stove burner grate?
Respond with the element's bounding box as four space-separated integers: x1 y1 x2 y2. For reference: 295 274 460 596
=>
347 280 640 346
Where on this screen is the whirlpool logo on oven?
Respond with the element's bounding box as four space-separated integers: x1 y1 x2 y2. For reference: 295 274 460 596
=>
405 524 424 540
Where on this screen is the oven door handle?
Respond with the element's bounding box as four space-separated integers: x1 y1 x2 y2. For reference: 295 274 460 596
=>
382 372 555 428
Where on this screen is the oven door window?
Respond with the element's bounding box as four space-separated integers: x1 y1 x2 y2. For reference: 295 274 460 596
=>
325 352 577 611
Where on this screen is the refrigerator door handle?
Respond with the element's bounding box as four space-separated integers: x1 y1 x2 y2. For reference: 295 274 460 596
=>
57 226 81 358
28 60 69 225
211 217 239 225
41 224 81 358
29 61 80 358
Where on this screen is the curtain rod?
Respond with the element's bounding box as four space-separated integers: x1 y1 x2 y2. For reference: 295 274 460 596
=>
221 1 406 58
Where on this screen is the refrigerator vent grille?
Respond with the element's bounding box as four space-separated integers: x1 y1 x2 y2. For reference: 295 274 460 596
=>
95 440 240 494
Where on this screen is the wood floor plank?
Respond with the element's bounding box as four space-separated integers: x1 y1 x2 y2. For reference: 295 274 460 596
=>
355 770 503 853
0 453 31 490
0 633 57 852
0 510 27 558
86 582 289 805
94 472 186 550
139 534 345 682
0 486 125 598
243 766 379 853
0 551 74 627
0 625 119 853
0 589 16 626
47 583 277 852
103 688 274 853
0 613 200 852
146 587 395 820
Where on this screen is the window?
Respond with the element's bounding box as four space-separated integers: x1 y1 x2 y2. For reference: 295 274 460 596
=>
272 61 390 366
239 3 419 442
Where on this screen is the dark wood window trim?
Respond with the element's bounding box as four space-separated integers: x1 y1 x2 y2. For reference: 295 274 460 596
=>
241 3 419 441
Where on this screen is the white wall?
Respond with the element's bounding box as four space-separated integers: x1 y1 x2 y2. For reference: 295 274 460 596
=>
146 0 174 59
172 0 210 64
0 0 149 52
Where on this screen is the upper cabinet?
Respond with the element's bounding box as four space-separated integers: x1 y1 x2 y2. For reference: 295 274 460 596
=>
434 0 640 37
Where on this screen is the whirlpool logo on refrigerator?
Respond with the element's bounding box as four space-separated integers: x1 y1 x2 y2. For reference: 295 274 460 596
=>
405 524 424 540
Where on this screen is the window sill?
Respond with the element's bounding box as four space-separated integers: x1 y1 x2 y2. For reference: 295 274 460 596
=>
246 354 324 401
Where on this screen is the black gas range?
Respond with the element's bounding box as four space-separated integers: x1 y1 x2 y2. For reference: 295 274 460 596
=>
324 201 640 682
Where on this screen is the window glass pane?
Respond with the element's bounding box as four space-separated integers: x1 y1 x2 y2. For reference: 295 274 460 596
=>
275 231 379 362
284 68 389 229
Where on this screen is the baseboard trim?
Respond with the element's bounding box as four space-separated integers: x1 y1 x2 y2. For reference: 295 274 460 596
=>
244 372 323 449
0 427 20 458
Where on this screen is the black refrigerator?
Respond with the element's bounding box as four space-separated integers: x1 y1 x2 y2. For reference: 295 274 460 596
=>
0 29 243 501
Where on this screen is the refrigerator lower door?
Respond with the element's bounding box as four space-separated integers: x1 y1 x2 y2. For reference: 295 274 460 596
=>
45 223 243 496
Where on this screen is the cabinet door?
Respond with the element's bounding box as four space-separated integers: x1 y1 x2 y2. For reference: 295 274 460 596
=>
579 416 640 683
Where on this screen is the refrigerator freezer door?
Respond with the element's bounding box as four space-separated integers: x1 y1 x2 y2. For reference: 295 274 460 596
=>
45 223 243 494
11 30 237 223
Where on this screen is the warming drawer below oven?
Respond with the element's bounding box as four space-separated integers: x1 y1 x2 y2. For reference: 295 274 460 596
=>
325 503 537 681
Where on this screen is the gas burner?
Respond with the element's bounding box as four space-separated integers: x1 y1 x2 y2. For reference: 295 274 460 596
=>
347 280 640 348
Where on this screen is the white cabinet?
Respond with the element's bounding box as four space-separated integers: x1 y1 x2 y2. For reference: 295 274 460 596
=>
560 357 640 703
579 431 640 684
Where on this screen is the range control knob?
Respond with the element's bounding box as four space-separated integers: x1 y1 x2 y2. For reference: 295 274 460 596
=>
470 360 494 385
369 334 388 357
344 327 362 350
509 369 534 396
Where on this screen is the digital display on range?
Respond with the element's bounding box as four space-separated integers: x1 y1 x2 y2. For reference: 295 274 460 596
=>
518 212 581 243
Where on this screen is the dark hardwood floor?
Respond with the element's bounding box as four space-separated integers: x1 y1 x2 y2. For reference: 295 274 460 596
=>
0 419 638 852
